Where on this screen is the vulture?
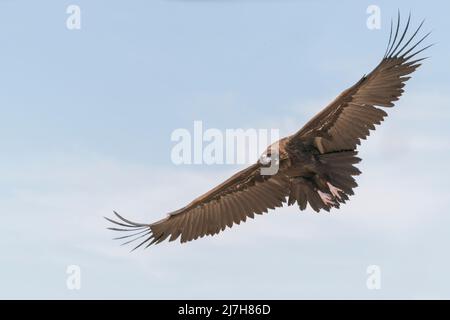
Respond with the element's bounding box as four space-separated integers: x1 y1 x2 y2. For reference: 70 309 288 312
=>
106 13 431 250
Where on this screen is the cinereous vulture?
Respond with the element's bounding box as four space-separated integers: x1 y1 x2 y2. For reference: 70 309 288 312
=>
106 13 431 250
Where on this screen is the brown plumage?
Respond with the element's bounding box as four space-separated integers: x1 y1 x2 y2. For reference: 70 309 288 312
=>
106 13 431 250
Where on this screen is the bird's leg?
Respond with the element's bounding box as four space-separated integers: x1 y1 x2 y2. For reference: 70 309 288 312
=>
317 190 335 206
327 182 343 200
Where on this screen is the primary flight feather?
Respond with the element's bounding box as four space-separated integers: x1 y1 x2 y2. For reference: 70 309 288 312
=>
106 13 431 250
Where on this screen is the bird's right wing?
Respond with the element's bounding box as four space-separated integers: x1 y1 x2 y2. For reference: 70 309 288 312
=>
106 162 290 249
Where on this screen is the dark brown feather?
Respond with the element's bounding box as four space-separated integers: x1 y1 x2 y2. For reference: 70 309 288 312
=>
106 13 430 249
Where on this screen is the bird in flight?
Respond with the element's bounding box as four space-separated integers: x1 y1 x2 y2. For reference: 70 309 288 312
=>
106 13 431 250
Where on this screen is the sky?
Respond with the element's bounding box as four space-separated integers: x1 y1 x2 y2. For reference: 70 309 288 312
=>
1 0 450 299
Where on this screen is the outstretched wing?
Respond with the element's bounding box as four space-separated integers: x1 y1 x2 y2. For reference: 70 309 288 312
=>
292 13 431 153
106 163 291 249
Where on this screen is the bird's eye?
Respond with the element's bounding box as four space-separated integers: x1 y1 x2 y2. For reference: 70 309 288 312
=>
259 154 271 165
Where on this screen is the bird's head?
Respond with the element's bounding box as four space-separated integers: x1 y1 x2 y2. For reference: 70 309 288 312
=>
259 141 280 165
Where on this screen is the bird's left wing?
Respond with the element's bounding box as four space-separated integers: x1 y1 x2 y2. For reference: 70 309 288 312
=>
106 163 290 249
291 13 431 153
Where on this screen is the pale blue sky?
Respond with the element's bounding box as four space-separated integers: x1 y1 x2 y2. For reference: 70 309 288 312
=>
1 0 450 299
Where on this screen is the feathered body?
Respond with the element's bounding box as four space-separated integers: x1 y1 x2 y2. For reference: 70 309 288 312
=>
106 13 431 250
